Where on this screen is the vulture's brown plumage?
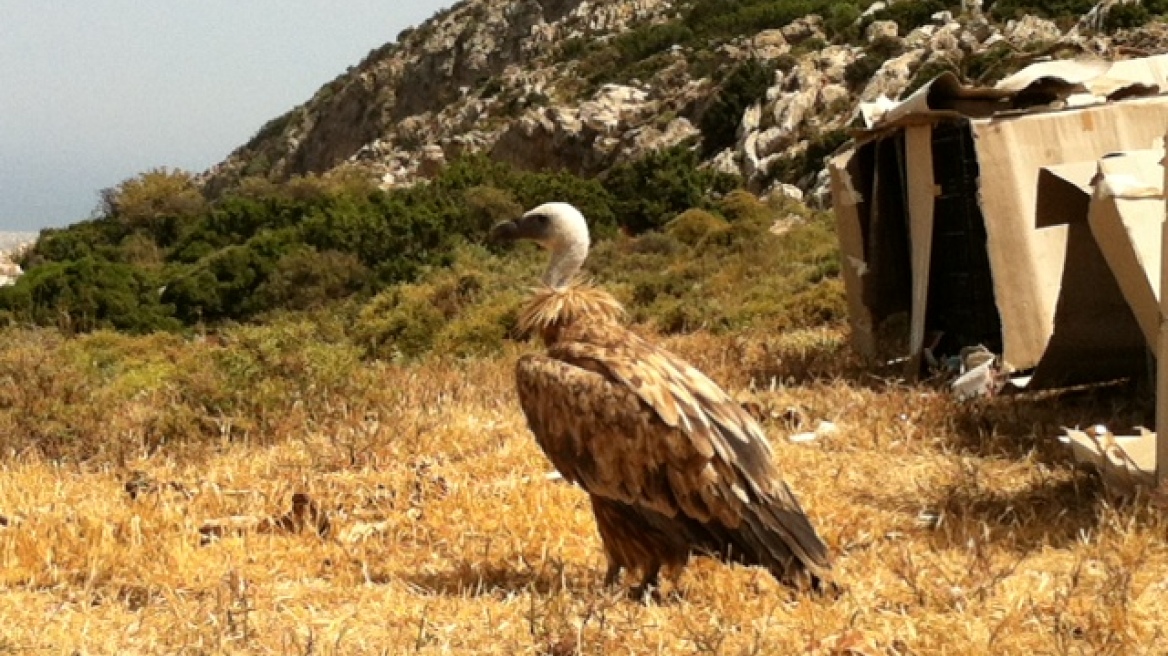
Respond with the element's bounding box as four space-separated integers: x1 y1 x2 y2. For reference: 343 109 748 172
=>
492 202 833 596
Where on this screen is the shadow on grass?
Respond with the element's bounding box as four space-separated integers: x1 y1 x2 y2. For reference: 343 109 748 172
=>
944 379 1153 463
922 474 1111 552
742 339 889 390
856 473 1111 556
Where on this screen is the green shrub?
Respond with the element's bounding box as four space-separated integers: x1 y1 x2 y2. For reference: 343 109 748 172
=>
845 36 905 91
824 3 863 41
765 129 849 187
25 221 123 266
253 248 370 312
100 168 207 245
0 258 179 333
719 189 772 224
431 289 524 358
604 145 740 233
685 0 843 41
700 59 774 156
246 109 296 150
903 59 959 97
963 44 1026 85
666 209 730 245
1103 2 1151 31
355 285 449 360
616 22 694 64
163 230 297 323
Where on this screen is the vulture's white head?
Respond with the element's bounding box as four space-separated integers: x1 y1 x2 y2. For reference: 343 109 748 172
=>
491 202 591 290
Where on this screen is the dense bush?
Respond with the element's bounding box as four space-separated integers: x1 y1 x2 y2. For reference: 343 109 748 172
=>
99 168 207 243
665 209 730 245
5 145 742 331
844 35 905 91
700 59 775 156
0 258 179 333
1102 2 1154 31
603 145 740 233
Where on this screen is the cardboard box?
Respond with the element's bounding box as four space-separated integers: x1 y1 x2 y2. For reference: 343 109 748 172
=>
830 54 1168 386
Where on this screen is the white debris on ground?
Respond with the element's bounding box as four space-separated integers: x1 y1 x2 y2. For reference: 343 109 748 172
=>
789 420 839 444
1060 424 1156 498
937 344 1011 401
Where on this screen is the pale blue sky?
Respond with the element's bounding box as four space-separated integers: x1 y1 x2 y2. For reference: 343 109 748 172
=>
0 1 454 231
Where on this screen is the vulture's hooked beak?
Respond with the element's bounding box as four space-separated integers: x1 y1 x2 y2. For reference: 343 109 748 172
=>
492 216 550 244
489 220 522 242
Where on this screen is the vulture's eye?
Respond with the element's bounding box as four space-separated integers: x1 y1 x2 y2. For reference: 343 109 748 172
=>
534 214 549 225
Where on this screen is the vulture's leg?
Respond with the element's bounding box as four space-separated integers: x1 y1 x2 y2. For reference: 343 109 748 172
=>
603 560 622 588
630 563 662 601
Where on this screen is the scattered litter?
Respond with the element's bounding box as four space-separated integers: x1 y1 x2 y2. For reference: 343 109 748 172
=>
740 399 808 429
949 345 1008 401
1060 425 1156 498
789 420 839 443
952 359 997 401
741 400 766 423
960 345 996 371
778 405 807 430
916 510 943 529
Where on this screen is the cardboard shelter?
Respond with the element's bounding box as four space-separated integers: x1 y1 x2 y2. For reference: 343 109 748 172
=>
828 54 1168 493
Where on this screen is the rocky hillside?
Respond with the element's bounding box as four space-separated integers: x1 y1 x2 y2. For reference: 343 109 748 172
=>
9 0 1168 335
205 0 1168 205
0 234 34 286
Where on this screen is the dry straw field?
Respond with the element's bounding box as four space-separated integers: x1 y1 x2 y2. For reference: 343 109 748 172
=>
0 318 1165 656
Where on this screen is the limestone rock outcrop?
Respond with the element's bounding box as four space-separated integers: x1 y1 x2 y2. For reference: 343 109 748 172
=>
203 0 1168 208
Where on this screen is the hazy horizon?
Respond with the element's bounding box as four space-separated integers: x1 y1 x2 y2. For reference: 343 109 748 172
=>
0 1 454 232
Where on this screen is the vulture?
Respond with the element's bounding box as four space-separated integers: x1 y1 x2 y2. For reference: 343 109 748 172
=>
491 202 833 597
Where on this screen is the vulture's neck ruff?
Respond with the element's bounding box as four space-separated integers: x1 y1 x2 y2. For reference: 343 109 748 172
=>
507 202 625 344
518 282 625 344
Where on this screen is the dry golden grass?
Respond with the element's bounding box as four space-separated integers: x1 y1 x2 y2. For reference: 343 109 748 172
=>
1 326 1166 655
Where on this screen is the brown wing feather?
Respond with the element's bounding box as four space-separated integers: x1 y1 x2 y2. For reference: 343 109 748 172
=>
515 333 831 580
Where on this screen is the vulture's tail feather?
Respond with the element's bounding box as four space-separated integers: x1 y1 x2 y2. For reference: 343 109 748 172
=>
686 495 833 592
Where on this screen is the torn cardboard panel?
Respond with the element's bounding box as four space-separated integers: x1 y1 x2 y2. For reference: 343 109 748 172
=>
830 53 1168 386
969 99 1168 372
905 124 936 377
1024 212 1146 389
1088 149 1164 348
862 54 1168 131
828 147 877 356
1037 147 1163 357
